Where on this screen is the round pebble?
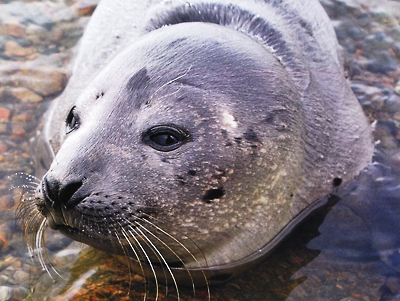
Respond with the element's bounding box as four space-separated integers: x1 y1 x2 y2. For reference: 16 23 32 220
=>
0 286 12 301
13 270 29 285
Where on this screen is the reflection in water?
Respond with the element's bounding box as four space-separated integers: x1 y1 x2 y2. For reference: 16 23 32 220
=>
0 0 399 300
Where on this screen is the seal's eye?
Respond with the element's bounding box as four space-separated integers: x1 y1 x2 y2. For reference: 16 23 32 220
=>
144 126 189 152
66 107 79 134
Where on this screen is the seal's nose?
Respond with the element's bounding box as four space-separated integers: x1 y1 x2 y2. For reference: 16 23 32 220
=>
42 175 84 209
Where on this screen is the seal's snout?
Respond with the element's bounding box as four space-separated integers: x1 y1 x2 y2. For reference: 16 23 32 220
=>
42 176 84 209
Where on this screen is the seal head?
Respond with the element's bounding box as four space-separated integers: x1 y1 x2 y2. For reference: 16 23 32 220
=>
26 0 373 286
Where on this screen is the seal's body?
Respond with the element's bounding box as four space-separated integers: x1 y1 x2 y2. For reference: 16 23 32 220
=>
29 0 373 285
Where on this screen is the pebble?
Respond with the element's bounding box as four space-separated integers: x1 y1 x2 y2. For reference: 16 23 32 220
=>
395 80 400 95
0 22 26 38
0 286 12 301
4 40 36 57
73 0 100 16
0 108 10 120
10 286 29 301
22 68 66 96
364 51 398 74
0 66 67 97
9 87 43 103
12 271 29 285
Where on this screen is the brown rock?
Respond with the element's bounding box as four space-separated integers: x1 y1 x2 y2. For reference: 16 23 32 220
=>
0 22 27 38
9 87 43 103
12 270 29 285
4 41 36 57
73 0 99 16
0 108 11 121
11 68 67 96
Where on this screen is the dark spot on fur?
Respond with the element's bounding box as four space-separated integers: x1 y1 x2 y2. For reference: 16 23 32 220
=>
177 175 186 185
234 137 242 144
333 177 342 187
202 188 225 203
188 170 197 176
244 128 261 143
95 91 105 100
221 129 228 139
264 112 275 123
126 68 151 106
127 68 150 92
277 123 288 131
299 18 313 37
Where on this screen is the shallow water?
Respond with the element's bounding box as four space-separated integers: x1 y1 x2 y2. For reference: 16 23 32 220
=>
0 0 400 300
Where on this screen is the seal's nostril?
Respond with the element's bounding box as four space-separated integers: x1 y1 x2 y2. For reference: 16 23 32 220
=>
42 176 83 209
60 180 83 207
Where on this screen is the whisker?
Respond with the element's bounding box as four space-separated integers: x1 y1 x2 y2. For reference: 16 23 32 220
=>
118 227 148 301
109 221 143 300
135 222 184 300
131 222 181 301
35 218 63 280
126 226 160 301
139 215 210 295
150 65 192 99
8 172 41 192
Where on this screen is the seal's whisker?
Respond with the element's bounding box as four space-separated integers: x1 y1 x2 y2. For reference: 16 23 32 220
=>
119 227 148 301
137 217 211 301
9 172 41 194
35 218 63 280
16 190 63 280
126 226 160 301
131 222 181 301
152 87 183 103
111 222 144 300
150 65 192 99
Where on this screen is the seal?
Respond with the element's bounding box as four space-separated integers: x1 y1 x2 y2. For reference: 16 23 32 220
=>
21 0 374 288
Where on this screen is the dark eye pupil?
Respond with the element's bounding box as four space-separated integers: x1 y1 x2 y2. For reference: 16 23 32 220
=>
150 133 179 146
66 107 79 134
